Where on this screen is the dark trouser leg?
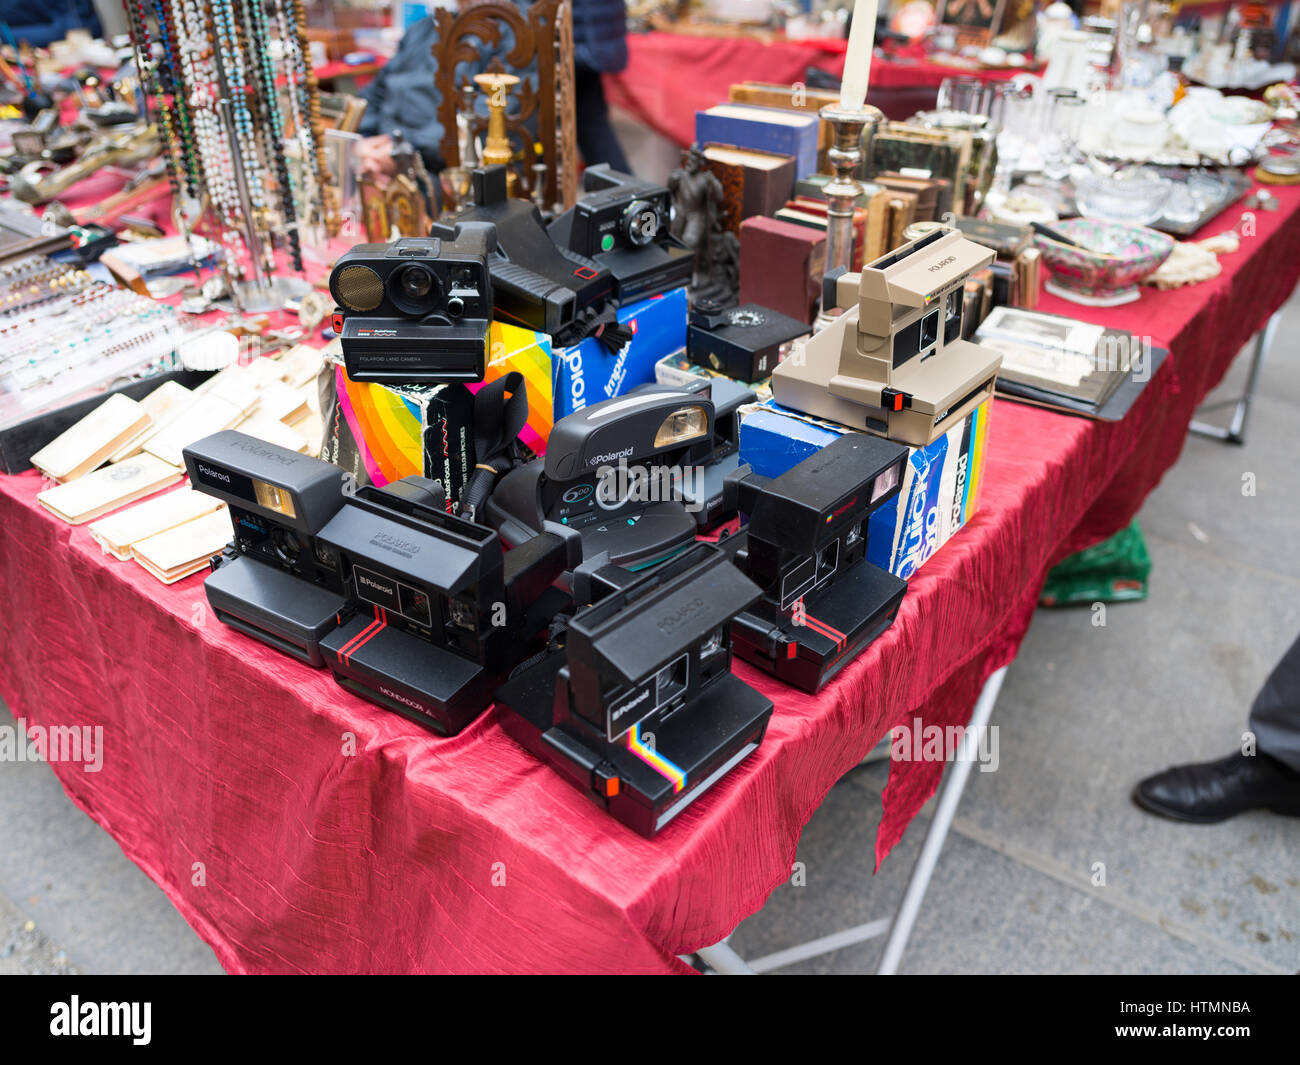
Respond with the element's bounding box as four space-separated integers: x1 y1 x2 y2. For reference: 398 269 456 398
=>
1247 631 1300 773
574 65 630 173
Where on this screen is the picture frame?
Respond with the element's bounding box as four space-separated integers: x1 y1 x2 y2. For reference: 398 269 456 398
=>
935 0 1009 47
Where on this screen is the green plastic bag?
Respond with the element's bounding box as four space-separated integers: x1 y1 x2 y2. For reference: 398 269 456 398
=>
1040 519 1151 607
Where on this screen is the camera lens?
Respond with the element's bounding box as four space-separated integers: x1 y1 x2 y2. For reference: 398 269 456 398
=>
388 263 441 315
271 527 302 564
622 200 660 247
400 266 431 300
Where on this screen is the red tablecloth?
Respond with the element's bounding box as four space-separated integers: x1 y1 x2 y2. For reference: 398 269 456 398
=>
605 31 1028 147
1 183 1297 974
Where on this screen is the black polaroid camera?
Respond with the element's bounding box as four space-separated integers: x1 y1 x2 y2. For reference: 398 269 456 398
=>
183 431 350 667
721 434 910 692
452 165 615 343
688 300 810 383
494 543 774 837
328 222 495 384
315 478 578 735
486 387 716 573
548 164 693 306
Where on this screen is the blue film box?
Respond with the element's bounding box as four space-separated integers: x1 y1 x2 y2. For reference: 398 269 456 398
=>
551 288 688 420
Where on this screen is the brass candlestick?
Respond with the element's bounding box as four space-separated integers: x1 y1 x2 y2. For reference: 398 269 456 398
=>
474 72 519 196
816 102 882 321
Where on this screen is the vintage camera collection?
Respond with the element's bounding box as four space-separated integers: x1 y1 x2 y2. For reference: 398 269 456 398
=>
188 165 1003 837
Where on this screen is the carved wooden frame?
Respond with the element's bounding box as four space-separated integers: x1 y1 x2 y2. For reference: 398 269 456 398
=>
431 0 577 207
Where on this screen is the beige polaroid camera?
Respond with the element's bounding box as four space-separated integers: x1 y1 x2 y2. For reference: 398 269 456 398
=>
771 228 1002 447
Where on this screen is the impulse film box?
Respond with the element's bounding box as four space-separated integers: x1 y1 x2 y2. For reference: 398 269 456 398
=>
550 287 688 421
738 398 991 579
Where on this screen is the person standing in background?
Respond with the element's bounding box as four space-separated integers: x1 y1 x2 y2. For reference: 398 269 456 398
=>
570 0 631 173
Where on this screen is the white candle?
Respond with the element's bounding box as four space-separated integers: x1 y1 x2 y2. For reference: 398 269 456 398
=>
839 0 880 110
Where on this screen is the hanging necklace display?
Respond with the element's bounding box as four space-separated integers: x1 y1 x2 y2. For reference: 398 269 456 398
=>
122 0 336 310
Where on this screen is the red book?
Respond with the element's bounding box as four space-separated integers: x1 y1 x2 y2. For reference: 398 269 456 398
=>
739 216 826 325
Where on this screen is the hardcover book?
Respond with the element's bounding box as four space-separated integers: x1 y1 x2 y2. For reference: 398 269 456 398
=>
695 104 820 179
739 215 826 324
702 143 797 233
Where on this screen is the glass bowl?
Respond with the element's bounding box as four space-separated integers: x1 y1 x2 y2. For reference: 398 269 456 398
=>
1073 169 1173 226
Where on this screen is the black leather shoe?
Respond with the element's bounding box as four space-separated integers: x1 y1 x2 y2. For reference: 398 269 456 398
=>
1133 752 1300 823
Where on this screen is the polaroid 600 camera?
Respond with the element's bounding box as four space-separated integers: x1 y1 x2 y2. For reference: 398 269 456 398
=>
628 377 754 531
494 542 774 837
316 479 577 735
328 222 495 384
548 164 692 305
453 165 615 343
183 431 350 667
486 388 716 573
721 434 909 692
771 228 1003 446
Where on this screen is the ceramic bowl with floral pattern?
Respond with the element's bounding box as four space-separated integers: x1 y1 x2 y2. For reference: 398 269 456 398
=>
1034 218 1175 306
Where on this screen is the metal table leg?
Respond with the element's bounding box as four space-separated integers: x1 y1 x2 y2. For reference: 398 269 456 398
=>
876 665 1007 974
691 665 1009 975
1189 311 1280 446
694 940 757 975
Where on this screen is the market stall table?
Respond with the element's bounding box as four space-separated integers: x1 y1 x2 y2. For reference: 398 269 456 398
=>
1 181 1296 974
604 32 1031 147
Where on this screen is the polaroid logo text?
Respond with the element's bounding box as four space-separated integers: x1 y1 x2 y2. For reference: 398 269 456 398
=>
950 450 968 528
196 463 231 484
588 447 634 467
928 255 957 273
50 997 151 1045
656 598 705 636
370 532 420 557
612 687 652 723
228 440 296 466
567 350 587 412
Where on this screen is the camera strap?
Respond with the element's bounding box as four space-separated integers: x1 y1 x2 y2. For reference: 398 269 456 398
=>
572 305 634 354
461 371 529 522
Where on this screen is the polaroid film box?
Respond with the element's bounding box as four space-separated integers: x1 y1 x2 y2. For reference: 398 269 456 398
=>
551 287 688 420
739 398 991 579
319 356 474 511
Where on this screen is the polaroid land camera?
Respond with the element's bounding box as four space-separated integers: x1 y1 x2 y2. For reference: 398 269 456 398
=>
494 543 774 837
721 434 910 692
315 480 578 735
547 164 692 305
454 165 615 342
486 387 717 572
328 222 495 385
183 431 350 667
771 228 1003 446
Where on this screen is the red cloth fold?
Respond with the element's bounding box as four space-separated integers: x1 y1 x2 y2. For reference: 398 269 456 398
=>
1 184 1296 973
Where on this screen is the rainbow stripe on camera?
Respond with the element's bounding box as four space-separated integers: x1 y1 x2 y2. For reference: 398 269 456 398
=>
627 730 686 793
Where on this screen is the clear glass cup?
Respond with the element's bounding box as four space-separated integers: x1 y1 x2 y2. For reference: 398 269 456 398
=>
938 76 985 116
1042 95 1088 182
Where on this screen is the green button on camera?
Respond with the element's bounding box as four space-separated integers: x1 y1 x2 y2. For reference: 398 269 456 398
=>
601 234 614 252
